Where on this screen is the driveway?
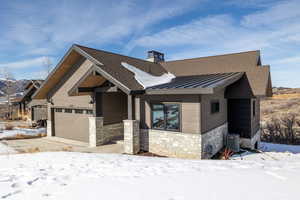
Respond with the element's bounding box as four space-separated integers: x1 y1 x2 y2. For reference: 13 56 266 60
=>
0 137 124 154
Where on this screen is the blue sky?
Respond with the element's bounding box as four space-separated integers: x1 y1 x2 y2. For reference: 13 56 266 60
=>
0 0 299 87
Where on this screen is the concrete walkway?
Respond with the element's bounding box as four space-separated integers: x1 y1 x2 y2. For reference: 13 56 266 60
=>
1 137 124 154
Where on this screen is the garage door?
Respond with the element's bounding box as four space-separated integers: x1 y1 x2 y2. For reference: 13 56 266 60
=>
53 108 93 142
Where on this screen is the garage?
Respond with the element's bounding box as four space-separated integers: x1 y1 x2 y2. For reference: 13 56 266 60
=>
31 105 47 121
53 108 93 142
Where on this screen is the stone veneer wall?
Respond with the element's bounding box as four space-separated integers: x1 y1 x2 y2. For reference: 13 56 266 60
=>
201 123 228 159
140 129 202 159
240 129 261 149
46 120 52 137
124 120 140 154
89 117 124 147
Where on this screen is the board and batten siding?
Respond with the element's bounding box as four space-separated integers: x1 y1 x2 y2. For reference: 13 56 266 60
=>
141 94 201 134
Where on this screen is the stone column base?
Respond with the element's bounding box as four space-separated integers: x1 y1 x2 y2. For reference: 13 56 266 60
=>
46 120 52 137
89 117 104 147
124 120 140 154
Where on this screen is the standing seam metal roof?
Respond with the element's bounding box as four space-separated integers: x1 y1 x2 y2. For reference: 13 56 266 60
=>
147 72 243 90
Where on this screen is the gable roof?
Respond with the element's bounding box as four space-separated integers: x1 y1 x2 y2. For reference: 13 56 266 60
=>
161 50 272 97
33 44 271 99
33 44 167 99
20 80 44 102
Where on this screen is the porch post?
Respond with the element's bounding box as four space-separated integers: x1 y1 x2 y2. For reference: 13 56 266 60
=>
124 94 140 154
46 102 53 137
89 92 104 147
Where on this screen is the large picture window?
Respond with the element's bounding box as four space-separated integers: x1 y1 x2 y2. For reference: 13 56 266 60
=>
151 103 180 131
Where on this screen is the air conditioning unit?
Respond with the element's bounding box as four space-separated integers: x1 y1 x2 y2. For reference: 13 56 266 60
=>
226 134 240 152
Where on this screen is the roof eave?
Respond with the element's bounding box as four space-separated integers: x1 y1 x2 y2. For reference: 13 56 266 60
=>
146 87 214 95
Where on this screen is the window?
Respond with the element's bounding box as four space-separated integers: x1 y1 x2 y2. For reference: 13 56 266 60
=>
211 101 220 114
86 110 93 115
75 109 83 114
253 100 256 116
55 108 62 112
151 103 180 131
64 109 73 113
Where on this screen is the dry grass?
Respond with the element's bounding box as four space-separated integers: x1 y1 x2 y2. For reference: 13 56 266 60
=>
4 124 14 130
261 97 300 122
17 125 32 129
62 146 73 152
0 133 46 140
25 147 41 153
272 93 300 99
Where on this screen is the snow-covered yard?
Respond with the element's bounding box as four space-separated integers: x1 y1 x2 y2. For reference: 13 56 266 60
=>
0 142 300 200
0 127 46 140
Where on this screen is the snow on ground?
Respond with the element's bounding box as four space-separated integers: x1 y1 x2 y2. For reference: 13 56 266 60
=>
0 142 17 154
231 142 300 161
260 142 300 153
0 150 300 200
121 62 175 88
0 128 46 139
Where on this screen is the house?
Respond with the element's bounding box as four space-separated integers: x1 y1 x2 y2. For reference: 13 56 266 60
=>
32 44 272 159
18 80 47 123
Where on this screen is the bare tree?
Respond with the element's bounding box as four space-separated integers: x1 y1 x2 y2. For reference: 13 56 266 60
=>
43 57 52 75
0 67 16 119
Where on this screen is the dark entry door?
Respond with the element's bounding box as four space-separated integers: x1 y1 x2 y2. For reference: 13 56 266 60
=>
227 99 251 138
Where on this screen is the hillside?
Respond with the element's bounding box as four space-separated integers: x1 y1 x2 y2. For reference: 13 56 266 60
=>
0 79 29 98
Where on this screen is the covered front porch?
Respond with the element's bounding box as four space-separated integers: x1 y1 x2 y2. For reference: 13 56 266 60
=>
69 65 141 153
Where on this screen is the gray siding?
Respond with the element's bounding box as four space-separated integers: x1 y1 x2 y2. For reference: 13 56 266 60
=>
102 92 128 125
50 59 93 108
32 106 47 121
140 94 201 134
201 89 227 134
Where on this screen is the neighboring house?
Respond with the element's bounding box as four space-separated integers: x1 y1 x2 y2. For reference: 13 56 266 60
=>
18 80 47 123
33 44 272 159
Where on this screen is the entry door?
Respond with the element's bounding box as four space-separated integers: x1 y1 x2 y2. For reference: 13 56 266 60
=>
227 99 251 138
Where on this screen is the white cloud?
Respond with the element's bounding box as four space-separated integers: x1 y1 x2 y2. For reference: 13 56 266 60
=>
0 57 50 69
273 56 300 65
0 0 199 57
241 0 300 27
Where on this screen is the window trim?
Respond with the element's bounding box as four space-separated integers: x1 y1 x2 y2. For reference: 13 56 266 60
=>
55 108 63 113
64 108 73 113
210 100 220 114
85 109 93 115
75 109 83 114
150 102 181 132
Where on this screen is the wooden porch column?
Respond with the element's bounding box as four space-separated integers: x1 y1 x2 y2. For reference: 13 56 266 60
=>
93 92 103 117
127 94 133 120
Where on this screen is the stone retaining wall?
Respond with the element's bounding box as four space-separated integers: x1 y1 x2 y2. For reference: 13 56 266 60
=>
89 117 123 147
140 129 202 159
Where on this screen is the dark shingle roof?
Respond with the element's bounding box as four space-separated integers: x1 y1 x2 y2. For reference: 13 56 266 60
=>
75 45 167 91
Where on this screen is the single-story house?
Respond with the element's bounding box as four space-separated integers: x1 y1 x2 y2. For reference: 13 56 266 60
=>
32 44 272 159
18 80 47 123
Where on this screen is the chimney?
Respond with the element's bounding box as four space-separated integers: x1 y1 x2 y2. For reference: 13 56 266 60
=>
147 50 165 62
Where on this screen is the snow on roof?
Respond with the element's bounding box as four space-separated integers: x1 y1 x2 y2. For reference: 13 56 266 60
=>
121 62 175 89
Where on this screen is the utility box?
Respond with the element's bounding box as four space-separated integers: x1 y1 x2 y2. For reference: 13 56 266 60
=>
226 134 240 152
